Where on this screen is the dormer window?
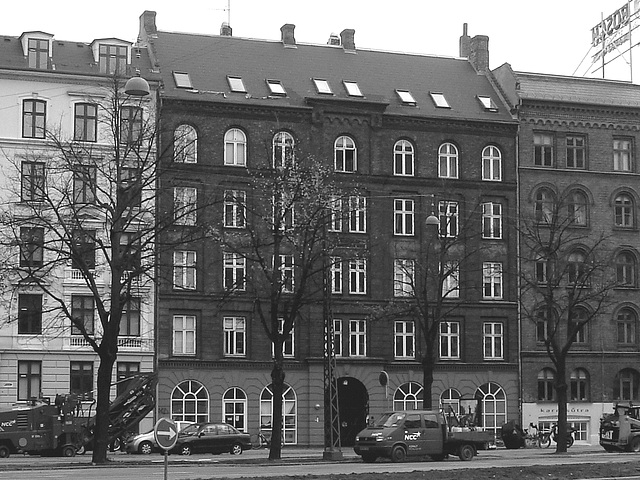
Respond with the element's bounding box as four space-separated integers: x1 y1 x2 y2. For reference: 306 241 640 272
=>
28 38 49 69
396 89 416 105
173 72 193 89
430 92 451 108
228 76 246 93
343 81 363 97
478 95 499 112
99 44 127 75
266 79 286 96
313 78 333 95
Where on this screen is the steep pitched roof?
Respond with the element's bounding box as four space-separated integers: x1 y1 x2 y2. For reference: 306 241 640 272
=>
148 30 515 124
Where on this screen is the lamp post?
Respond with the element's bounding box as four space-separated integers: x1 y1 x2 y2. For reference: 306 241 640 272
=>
124 72 150 97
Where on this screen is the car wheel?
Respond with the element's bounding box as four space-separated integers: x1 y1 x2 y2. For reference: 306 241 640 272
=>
390 445 406 463
230 443 243 455
139 441 153 455
0 445 10 458
458 444 475 461
179 444 192 456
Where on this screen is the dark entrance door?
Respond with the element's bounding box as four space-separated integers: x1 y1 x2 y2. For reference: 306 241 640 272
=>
336 377 368 447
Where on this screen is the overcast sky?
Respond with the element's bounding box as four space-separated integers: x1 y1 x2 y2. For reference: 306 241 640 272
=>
0 0 637 82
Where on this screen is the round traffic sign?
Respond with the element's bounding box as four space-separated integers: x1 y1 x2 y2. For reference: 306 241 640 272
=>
154 418 178 450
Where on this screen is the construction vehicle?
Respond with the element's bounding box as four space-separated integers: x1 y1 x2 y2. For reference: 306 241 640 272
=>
600 402 640 452
0 373 156 458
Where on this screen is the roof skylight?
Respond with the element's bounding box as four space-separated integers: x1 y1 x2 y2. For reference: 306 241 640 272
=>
343 81 363 97
430 92 451 108
227 76 247 93
313 78 333 94
266 79 286 96
396 89 416 105
173 72 193 89
477 95 499 112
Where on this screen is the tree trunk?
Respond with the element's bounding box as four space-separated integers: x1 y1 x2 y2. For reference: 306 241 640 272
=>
91 352 116 463
555 356 568 453
269 357 285 460
422 356 435 410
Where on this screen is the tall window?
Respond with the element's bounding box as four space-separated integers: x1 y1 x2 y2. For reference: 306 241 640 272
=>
71 230 96 270
71 295 94 335
535 188 555 224
27 38 48 69
482 202 502 239
120 106 143 145
394 321 415 359
119 167 142 207
224 128 247 166
567 190 588 226
615 368 640 401
223 388 247 432
535 252 551 284
173 124 198 163
438 142 458 178
538 368 555 401
394 140 414 176
224 316 246 357
442 262 460 298
348 196 367 233
18 294 42 335
616 251 637 287
21 161 45 202
482 262 503 299
482 145 501 181
273 318 295 358
174 187 197 225
223 190 246 228
22 99 46 139
70 362 94 401
330 257 343 294
260 383 297 444
394 259 414 297
328 196 343 232
570 307 589 344
18 361 41 401
173 315 196 356
349 319 367 356
334 136 357 172
534 133 553 166
279 254 295 293
116 362 140 397
475 383 507 438
566 135 585 169
73 165 96 204
568 250 588 285
483 322 503 360
223 252 246 291
99 44 127 74
536 309 551 343
172 380 209 423
615 193 634 227
439 201 458 238
74 103 97 142
273 131 295 168
617 308 637 344
348 259 367 294
614 138 632 172
120 298 140 337
394 199 414 236
393 382 423 410
440 321 460 359
333 319 343 356
173 250 196 290
20 227 44 267
570 368 589 401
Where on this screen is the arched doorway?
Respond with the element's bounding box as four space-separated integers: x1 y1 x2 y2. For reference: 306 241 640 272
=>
336 377 368 446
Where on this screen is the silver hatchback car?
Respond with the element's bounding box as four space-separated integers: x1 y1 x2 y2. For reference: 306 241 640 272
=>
125 421 194 454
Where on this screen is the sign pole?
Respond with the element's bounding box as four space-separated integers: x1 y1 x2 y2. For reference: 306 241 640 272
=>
164 450 168 480
154 418 178 480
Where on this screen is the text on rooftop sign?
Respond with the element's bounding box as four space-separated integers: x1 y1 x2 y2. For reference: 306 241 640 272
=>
592 3 631 47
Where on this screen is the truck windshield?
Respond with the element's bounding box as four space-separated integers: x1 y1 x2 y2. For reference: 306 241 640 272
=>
375 412 406 427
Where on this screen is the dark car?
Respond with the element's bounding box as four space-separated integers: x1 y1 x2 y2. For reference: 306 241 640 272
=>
170 422 251 456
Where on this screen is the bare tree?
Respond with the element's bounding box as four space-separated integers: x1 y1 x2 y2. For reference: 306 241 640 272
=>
519 189 615 453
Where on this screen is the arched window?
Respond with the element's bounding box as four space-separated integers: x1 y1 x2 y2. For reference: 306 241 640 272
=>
615 193 634 227
570 368 589 401
616 251 637 287
223 387 247 432
438 142 458 179
393 382 423 410
569 306 589 344
568 250 588 285
440 388 461 416
537 368 555 401
260 383 297 444
394 140 414 176
567 190 588 226
617 307 637 344
475 382 506 438
273 131 295 168
482 145 501 181
614 368 640 401
173 124 197 163
535 188 555 224
171 380 209 423
334 136 357 172
224 128 246 166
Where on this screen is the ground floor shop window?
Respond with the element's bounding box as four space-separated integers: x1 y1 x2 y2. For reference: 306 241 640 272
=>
260 383 297 444
475 382 506 438
393 382 423 410
223 387 247 432
171 380 209 423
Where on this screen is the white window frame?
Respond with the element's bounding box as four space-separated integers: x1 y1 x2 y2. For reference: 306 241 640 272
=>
173 250 196 290
173 315 196 356
439 201 458 238
334 136 357 173
313 78 333 94
394 259 414 297
272 318 295 358
430 92 451 108
266 79 286 96
349 259 367 294
483 322 504 360
333 318 343 356
174 186 197 225
343 80 363 97
614 138 632 172
482 202 502 239
328 196 343 232
482 146 501 181
394 139 414 176
224 128 247 166
442 262 460 298
349 319 367 357
348 196 367 233
483 262 503 299
224 190 246 228
396 90 416 105
330 257 343 294
174 124 198 163
224 316 246 357
227 76 246 92
438 143 458 178
273 131 295 168
394 198 414 236
223 252 246 291
279 254 295 293
394 320 415 359
439 321 460 360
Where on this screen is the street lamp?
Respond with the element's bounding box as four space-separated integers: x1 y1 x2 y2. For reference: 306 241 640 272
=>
124 73 150 97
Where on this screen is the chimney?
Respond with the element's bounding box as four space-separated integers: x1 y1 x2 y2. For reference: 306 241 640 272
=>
220 22 232 36
281 24 296 47
340 29 356 52
468 34 489 73
459 23 471 58
139 10 157 39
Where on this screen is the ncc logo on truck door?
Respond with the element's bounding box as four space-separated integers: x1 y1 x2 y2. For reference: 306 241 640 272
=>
404 431 422 441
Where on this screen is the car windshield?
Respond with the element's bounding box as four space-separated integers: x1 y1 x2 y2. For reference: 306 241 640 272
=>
375 412 406 427
180 424 200 435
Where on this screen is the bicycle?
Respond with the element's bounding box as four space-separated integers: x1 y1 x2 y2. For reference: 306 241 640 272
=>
525 423 552 448
254 431 285 449
550 423 576 448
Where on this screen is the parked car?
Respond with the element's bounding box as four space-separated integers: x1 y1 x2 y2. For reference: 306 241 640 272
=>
125 421 194 454
169 422 252 456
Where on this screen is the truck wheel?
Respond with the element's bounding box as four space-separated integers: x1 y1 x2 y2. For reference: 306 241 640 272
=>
458 444 475 461
0 445 10 458
390 445 406 463
629 437 640 452
62 445 76 457
361 453 377 463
